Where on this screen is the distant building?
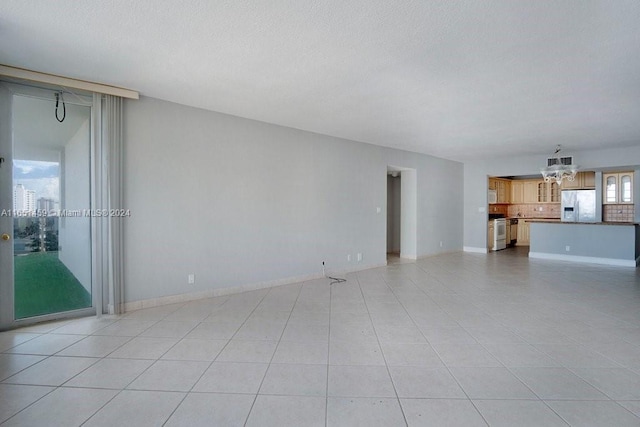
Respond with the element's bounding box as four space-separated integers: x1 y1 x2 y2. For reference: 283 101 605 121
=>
37 197 56 213
13 184 35 213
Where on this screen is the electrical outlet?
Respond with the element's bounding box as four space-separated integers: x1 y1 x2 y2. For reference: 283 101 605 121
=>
565 246 570 252
347 254 351 262
439 241 443 247
357 253 362 262
188 273 195 284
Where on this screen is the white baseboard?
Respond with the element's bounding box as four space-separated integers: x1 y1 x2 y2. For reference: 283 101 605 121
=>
124 262 387 312
463 246 488 254
332 262 388 275
528 251 637 267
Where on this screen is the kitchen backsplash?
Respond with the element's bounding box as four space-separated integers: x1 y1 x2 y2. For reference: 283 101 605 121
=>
603 204 635 222
488 204 508 216
491 203 635 222
507 204 561 218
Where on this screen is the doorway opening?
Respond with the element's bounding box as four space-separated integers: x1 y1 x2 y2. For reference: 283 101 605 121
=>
386 166 417 263
387 170 401 262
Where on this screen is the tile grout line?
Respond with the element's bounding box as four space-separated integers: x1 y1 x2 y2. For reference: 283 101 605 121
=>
380 262 492 426
42 299 220 425
239 283 304 427
1 318 131 425
353 270 410 427
4 253 640 424
409 256 619 424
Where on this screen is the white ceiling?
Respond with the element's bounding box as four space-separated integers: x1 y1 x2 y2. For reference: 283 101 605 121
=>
2 0 639 161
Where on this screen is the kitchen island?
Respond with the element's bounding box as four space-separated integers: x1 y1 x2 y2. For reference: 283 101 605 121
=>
529 221 640 267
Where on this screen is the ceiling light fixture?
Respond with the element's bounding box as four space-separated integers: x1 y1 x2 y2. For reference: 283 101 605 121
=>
541 145 579 185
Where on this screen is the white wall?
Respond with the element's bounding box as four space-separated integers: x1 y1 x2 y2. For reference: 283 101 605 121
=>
58 118 92 292
463 146 640 250
123 96 464 303
386 176 401 253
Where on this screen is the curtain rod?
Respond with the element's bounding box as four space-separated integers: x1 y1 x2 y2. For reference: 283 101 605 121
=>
0 64 139 99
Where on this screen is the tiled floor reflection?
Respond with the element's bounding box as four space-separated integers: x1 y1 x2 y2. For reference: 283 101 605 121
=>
2 249 640 426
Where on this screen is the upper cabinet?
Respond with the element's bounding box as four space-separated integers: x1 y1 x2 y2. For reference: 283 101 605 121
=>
523 181 539 203
561 171 596 190
496 173 598 205
488 178 511 203
511 179 560 203
537 181 560 203
603 172 633 204
497 179 510 204
511 181 524 203
582 171 596 188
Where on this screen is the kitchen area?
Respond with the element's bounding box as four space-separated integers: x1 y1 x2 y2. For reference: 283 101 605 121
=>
487 171 637 259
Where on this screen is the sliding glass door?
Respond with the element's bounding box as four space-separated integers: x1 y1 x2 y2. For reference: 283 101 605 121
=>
0 83 95 329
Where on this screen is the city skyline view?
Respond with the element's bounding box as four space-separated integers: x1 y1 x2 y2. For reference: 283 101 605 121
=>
13 159 60 208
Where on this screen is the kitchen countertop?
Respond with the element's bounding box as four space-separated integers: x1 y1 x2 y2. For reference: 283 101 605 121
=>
529 220 637 226
506 217 560 222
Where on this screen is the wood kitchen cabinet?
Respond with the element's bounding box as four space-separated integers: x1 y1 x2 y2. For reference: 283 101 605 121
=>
523 181 538 203
536 181 559 203
511 181 524 203
582 171 596 188
516 220 530 245
561 171 596 189
497 179 510 203
518 179 559 204
603 172 634 204
550 182 560 202
489 178 511 203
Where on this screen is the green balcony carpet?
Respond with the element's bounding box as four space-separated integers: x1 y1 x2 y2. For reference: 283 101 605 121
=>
14 252 91 319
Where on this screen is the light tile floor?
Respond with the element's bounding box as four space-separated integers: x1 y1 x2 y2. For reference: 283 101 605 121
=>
2 249 640 426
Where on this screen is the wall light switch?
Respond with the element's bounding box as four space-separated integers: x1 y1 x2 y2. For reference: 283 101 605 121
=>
376 207 381 213
478 207 486 213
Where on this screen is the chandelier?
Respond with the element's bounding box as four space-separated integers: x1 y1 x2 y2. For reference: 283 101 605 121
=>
540 145 579 185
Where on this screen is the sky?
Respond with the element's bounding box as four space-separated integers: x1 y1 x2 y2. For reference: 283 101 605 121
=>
13 160 60 201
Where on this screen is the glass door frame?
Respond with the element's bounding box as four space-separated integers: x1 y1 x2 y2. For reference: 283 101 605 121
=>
0 81 101 330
